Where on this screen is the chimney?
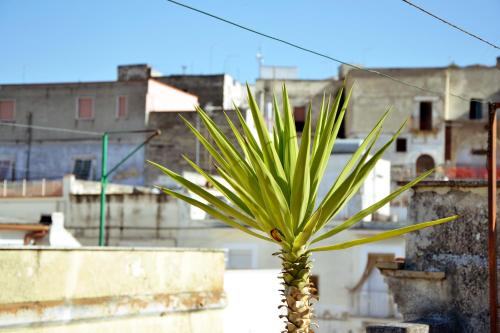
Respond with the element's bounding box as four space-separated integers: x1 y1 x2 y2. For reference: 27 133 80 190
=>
117 64 151 81
497 56 500 69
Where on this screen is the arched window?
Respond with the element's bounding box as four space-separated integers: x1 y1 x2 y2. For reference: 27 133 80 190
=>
416 154 435 175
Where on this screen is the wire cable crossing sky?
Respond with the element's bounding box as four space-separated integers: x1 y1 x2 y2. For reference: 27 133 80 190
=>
165 0 489 102
400 0 499 50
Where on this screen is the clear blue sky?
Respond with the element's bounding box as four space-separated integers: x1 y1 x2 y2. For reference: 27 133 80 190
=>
0 0 498 84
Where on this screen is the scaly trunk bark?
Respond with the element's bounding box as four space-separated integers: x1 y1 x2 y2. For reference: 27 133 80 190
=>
278 248 316 333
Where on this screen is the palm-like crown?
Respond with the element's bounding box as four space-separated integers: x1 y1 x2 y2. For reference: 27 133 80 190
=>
149 85 457 253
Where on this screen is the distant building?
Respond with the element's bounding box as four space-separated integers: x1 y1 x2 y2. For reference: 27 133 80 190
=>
344 58 500 181
0 65 250 186
254 58 500 221
0 64 198 185
345 58 500 221
254 73 342 136
155 73 244 111
145 73 247 184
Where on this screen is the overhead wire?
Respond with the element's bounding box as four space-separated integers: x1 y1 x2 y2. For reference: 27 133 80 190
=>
400 0 499 50
0 121 102 136
0 122 158 136
165 0 492 103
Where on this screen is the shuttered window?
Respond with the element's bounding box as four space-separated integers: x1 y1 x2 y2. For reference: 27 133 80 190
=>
0 100 15 121
77 97 94 120
117 96 127 118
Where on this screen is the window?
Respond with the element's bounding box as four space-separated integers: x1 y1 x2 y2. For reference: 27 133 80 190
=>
0 100 15 121
419 101 433 131
445 124 452 161
116 95 127 118
73 159 92 180
77 97 94 120
0 160 11 180
416 154 435 175
294 106 306 132
337 88 346 138
396 138 407 152
469 100 483 120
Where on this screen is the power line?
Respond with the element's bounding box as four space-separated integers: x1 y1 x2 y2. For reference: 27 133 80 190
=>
0 122 159 137
0 121 102 136
165 0 486 103
400 0 499 50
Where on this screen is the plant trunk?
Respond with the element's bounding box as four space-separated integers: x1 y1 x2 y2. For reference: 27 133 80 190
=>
279 248 316 333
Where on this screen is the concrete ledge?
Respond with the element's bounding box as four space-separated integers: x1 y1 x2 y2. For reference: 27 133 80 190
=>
1 310 223 333
0 247 226 332
0 291 224 328
366 323 429 333
379 269 445 280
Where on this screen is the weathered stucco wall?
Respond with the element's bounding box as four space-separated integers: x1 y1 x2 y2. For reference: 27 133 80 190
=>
447 66 500 121
346 68 447 171
0 247 225 333
0 141 146 184
254 79 342 131
68 192 179 246
0 81 149 142
0 176 181 246
345 65 499 178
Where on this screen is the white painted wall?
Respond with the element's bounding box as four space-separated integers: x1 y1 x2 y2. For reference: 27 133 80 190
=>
146 79 198 112
224 270 282 333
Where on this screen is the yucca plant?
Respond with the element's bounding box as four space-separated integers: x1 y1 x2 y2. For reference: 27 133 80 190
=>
149 84 457 333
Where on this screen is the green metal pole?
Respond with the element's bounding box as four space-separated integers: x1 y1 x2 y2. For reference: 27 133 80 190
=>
97 130 159 245
99 132 109 246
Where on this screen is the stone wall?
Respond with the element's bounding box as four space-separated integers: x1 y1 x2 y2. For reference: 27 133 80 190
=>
156 75 225 108
0 247 225 333
371 180 498 333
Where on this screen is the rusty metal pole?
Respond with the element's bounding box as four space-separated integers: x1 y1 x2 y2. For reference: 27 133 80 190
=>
488 102 499 333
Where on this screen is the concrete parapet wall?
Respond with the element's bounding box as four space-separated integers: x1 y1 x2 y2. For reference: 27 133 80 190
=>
0 247 225 332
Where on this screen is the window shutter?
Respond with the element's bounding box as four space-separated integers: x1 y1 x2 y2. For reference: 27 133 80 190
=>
78 98 94 119
117 96 127 118
0 100 15 121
